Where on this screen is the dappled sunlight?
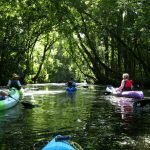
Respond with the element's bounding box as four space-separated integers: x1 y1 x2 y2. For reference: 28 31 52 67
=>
26 83 66 86
24 89 65 96
0 84 150 149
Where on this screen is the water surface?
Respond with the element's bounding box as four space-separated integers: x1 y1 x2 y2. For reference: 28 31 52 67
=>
0 84 150 150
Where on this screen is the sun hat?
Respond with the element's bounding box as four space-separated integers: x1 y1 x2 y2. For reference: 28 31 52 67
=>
12 73 19 79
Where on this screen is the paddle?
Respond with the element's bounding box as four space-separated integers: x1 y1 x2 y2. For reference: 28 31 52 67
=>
20 101 36 108
7 94 19 102
7 94 36 108
103 85 114 95
103 91 111 95
134 99 150 107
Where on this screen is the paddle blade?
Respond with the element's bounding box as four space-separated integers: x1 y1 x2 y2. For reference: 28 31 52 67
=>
21 102 35 108
106 86 112 93
103 91 111 95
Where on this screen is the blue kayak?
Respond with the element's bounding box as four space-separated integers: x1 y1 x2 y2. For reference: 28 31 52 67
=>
66 87 77 92
42 135 75 150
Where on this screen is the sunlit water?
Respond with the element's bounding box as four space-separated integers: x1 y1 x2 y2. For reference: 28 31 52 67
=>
0 84 150 150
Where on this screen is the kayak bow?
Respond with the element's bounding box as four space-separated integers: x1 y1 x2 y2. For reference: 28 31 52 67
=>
42 135 75 150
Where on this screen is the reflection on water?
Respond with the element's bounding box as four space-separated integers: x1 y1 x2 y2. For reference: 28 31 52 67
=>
0 104 23 142
104 96 135 122
0 104 23 126
0 84 150 149
66 91 76 101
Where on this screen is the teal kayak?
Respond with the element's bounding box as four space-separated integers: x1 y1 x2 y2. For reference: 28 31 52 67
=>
0 88 21 111
42 135 75 150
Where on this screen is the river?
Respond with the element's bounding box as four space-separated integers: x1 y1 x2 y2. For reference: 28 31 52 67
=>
0 83 150 150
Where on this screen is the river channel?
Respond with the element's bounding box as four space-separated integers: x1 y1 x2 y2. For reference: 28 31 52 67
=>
0 83 150 150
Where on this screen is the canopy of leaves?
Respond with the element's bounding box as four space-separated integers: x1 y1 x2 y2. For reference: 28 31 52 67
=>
0 0 149 86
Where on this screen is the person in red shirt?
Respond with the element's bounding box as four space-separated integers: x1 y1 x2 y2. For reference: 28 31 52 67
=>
116 73 133 92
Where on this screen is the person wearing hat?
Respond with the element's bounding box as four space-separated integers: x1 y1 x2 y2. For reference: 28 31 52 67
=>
7 73 22 90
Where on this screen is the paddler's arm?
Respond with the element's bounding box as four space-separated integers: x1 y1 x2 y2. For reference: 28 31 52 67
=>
116 80 125 92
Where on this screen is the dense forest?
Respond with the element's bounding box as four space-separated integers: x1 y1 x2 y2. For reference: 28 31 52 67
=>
0 0 149 87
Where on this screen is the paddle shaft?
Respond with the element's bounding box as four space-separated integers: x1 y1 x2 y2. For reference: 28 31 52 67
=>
8 94 19 102
103 91 111 95
8 94 34 108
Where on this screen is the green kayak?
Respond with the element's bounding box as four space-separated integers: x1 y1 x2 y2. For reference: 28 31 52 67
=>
0 88 21 111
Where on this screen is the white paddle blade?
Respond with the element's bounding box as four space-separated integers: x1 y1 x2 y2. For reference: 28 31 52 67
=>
106 86 112 93
106 85 117 93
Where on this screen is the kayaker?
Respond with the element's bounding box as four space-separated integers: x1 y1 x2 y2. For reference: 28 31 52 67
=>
116 73 133 92
7 73 22 90
66 77 76 88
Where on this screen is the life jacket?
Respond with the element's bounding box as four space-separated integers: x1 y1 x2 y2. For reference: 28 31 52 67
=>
123 80 133 91
9 80 21 90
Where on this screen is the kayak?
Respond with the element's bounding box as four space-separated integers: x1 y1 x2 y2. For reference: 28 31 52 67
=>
66 87 77 92
117 90 144 99
82 81 88 88
42 135 75 150
0 88 21 111
106 86 144 99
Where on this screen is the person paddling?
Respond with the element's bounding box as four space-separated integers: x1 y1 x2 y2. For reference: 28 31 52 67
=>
116 73 133 92
7 73 22 90
66 78 76 88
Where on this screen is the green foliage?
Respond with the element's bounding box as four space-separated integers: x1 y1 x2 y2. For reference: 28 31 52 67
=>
0 0 149 85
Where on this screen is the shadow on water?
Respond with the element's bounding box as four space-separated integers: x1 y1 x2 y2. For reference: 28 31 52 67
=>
0 84 150 149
